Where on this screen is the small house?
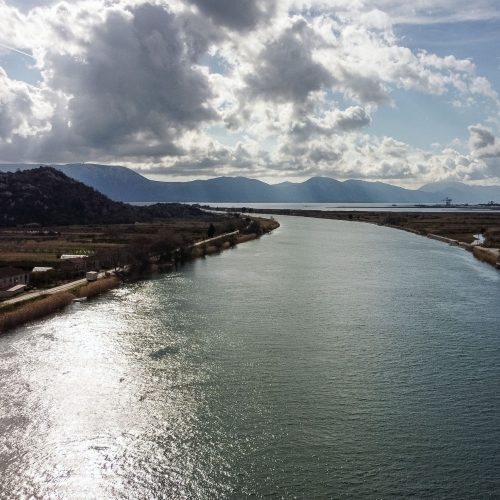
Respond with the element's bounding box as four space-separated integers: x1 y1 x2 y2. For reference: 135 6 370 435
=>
0 266 29 288
60 257 88 276
0 267 30 298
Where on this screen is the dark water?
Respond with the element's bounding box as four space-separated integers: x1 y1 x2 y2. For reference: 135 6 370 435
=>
1 216 500 499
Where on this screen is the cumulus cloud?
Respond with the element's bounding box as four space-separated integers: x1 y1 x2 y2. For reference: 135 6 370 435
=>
269 133 488 183
329 106 372 131
51 4 215 143
0 67 58 164
469 125 500 159
0 68 50 139
134 129 491 186
244 19 333 103
0 0 499 185
137 137 273 178
469 125 495 150
288 105 371 142
0 1 219 161
186 0 277 31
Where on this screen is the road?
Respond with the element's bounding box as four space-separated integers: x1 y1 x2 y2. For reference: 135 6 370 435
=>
1 229 242 310
0 271 107 309
191 230 240 247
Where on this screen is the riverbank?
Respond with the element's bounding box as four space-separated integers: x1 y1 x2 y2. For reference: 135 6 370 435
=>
0 276 119 333
0 216 280 333
211 207 500 270
186 216 279 259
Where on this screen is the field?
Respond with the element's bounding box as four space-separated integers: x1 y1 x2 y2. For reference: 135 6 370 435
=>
0 215 244 269
0 213 281 296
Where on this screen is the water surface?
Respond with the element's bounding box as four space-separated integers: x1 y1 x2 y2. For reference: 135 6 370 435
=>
133 201 500 212
1 216 499 498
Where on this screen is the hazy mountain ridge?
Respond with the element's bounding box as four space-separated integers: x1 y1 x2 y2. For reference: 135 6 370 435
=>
418 181 500 203
1 163 500 204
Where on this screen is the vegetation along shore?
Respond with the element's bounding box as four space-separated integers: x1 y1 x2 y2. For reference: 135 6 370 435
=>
0 168 279 333
0 217 279 334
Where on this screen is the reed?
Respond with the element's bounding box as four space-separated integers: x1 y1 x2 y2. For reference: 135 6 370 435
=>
236 233 257 244
0 292 74 333
77 276 119 298
472 246 500 267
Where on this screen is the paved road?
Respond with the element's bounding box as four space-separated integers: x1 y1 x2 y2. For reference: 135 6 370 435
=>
0 229 242 310
191 230 239 247
0 271 107 309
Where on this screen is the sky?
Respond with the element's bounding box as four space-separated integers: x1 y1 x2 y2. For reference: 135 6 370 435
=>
0 0 499 187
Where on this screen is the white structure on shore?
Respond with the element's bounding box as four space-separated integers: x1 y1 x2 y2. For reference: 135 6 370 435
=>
0 267 30 298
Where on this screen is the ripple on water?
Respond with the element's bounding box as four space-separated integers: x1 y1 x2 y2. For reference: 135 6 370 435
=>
1 216 500 498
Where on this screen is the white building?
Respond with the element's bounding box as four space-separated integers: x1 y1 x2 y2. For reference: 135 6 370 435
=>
0 267 30 298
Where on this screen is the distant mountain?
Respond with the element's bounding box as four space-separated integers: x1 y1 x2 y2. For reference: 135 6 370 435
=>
419 181 500 204
0 167 204 227
1 163 500 204
0 163 278 202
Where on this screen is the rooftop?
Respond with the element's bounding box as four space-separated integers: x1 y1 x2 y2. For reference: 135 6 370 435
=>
32 267 54 273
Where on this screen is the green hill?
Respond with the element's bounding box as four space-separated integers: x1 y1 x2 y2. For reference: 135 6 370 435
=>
0 167 204 227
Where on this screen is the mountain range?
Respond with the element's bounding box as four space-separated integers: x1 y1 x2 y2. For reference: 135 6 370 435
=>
1 163 500 204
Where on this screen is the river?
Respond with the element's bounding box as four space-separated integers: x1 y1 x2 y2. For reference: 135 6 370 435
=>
1 216 499 498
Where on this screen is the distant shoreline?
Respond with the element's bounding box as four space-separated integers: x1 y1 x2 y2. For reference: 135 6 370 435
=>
199 202 500 213
209 206 500 271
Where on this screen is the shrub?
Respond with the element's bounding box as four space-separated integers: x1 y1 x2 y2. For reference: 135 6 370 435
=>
76 276 119 298
242 220 263 236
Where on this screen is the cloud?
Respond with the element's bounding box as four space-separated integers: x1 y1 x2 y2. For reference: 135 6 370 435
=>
0 0 499 186
136 137 273 178
3 0 54 10
365 0 500 24
329 106 372 131
469 125 495 150
135 129 491 187
469 125 500 159
235 7 496 122
260 131 490 184
0 67 52 141
244 19 333 103
56 4 215 137
0 2 218 161
186 0 277 31
288 105 371 142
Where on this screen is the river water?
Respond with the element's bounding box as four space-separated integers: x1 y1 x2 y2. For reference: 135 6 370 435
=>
1 216 499 499
133 201 500 213
199 202 500 213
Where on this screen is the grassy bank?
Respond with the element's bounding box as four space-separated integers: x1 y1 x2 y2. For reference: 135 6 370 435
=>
472 246 500 267
0 292 74 333
0 216 280 333
1 277 121 334
183 216 279 260
76 276 120 298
